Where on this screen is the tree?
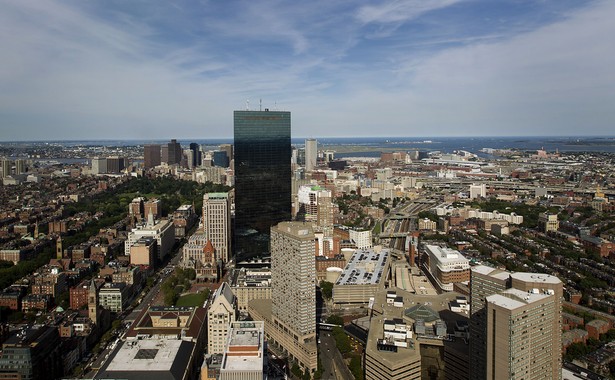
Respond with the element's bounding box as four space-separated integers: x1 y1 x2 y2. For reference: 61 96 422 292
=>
326 315 343 326
332 326 351 354
349 355 363 380
320 281 333 299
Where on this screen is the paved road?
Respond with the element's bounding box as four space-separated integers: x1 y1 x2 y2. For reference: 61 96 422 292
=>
319 330 354 380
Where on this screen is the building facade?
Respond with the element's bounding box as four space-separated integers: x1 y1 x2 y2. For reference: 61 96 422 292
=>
203 192 232 263
233 110 291 259
143 144 161 169
469 266 563 380
304 138 317 172
207 283 236 355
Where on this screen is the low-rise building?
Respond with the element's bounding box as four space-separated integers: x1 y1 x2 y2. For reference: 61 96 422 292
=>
424 244 470 292
230 267 271 312
332 247 391 308
125 218 174 264
219 321 265 380
98 282 129 313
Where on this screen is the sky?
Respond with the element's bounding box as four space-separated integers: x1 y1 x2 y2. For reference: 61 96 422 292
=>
1 0 614 141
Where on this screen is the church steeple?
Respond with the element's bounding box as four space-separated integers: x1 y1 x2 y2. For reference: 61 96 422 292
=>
56 236 63 260
88 279 99 325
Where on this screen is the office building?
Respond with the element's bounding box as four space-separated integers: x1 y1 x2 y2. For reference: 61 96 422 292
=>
144 198 161 221
0 326 62 380
219 321 265 380
125 218 174 263
538 212 559 233
203 192 232 263
129 197 145 223
189 142 201 168
469 266 563 380
248 222 317 373
304 138 317 172
296 185 332 223
165 139 182 165
220 144 233 164
469 183 487 199
233 110 292 258
212 150 230 168
424 244 470 292
144 144 161 169
365 289 470 380
207 283 236 355
91 157 107 175
98 282 129 313
349 229 373 249
106 156 126 174
230 267 271 312
129 237 156 267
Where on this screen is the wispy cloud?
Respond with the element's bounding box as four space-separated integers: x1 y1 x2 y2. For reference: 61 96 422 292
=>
356 0 462 24
0 0 612 140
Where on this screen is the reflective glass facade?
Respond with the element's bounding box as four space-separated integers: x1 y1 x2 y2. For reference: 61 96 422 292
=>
233 110 292 258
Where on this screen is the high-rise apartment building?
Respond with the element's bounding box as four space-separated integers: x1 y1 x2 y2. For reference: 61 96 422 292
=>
0 159 11 178
15 159 26 174
203 192 232 263
271 222 316 337
265 222 318 372
469 266 562 380
233 110 291 258
304 138 317 172
144 144 161 169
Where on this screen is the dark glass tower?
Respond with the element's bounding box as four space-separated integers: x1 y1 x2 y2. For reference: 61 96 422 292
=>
233 110 292 259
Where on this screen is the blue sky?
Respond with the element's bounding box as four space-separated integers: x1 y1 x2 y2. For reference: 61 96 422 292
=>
1 0 614 140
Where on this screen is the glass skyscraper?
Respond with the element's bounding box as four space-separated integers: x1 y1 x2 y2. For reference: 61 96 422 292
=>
233 110 292 259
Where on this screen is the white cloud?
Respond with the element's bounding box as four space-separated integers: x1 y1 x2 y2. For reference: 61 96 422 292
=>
0 0 613 140
356 0 462 24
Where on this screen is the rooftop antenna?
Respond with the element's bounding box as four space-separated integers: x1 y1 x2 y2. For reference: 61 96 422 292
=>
259 98 262 111
246 99 250 111
274 101 277 111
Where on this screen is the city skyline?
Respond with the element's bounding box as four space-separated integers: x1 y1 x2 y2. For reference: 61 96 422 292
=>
1 1 614 141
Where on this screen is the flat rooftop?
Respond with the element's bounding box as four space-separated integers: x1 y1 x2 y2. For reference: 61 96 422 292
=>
336 248 389 286
471 265 510 281
510 272 561 285
486 288 552 310
221 322 264 372
105 338 184 372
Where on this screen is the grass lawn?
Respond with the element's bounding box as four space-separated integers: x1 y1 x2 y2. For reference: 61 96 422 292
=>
175 291 208 307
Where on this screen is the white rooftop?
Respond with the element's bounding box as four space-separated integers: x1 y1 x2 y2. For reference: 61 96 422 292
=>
486 288 552 310
471 265 510 280
425 245 469 265
105 338 182 372
510 272 562 285
221 322 264 373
